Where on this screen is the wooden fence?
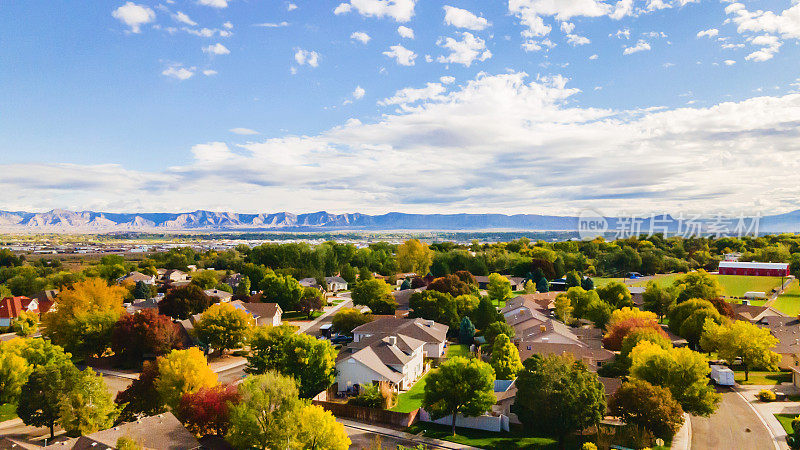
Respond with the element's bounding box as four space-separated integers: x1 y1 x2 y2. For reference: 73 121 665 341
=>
312 400 419 428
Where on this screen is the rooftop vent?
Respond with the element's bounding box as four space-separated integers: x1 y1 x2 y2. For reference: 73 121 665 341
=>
387 336 397 346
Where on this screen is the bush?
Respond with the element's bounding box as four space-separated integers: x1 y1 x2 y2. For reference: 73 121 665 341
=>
792 415 800 435
758 389 776 402
581 443 598 450
347 383 396 409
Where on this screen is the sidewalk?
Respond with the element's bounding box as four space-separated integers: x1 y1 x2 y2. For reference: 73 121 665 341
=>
670 413 691 450
736 385 794 450
295 295 353 334
338 418 480 450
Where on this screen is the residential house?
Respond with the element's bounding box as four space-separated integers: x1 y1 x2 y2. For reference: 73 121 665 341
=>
629 286 645 307
731 303 785 323
0 412 200 450
760 316 800 369
325 276 348 292
31 289 58 314
223 273 244 290
162 269 189 283
518 341 615 371
204 289 233 302
117 271 156 285
230 300 283 327
392 286 426 312
500 293 557 316
474 275 525 291
299 278 321 289
351 317 449 358
0 296 35 327
126 297 161 314
336 334 426 393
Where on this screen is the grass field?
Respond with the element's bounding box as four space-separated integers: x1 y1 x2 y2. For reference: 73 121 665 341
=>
0 403 16 422
773 280 800 316
405 423 559 449
594 273 785 299
446 344 470 358
390 373 428 413
734 370 791 385
775 414 798 434
282 310 324 321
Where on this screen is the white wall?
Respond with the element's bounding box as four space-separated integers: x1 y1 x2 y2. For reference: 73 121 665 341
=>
420 409 510 432
336 358 391 392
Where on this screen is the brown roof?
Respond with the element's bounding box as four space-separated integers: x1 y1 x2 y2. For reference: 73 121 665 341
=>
599 377 623 397
76 412 199 450
517 341 615 371
351 317 448 344
392 287 426 309
731 303 785 323
0 296 32 319
517 319 583 345
338 334 427 383
230 300 281 321
761 316 800 354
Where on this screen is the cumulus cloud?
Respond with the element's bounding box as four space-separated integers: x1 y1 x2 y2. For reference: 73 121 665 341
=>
287 3 298 10
203 69 218 76
351 31 371 44
723 59 736 66
697 28 718 38
379 82 446 107
230 128 259 135
203 43 230 55
353 86 366 99
623 40 651 55
566 34 590 46
397 26 414 39
10 72 800 214
162 65 195 80
440 75 456 84
295 49 320 67
383 45 417 66
436 32 492 66
745 34 782 61
334 0 416 22
443 5 490 31
509 0 634 39
172 11 197 26
112 2 155 33
198 0 228 8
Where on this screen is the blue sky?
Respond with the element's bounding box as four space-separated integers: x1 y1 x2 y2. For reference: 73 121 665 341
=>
1 0 799 215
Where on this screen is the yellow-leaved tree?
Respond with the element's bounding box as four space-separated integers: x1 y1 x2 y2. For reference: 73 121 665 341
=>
155 347 218 409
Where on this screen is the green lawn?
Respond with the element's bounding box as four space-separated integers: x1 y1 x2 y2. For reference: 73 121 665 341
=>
405 423 559 449
734 370 791 385
714 275 784 298
390 373 429 413
446 344 469 358
630 273 683 288
0 403 17 422
775 414 798 434
281 310 324 321
773 280 800 316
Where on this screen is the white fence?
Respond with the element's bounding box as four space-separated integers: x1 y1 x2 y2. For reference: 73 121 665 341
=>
419 409 510 432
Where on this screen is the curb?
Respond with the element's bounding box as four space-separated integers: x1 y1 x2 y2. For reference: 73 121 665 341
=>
735 387 781 450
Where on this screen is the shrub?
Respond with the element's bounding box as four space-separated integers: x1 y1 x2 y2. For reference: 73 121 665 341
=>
792 415 800 435
581 443 598 450
347 383 396 409
758 389 776 402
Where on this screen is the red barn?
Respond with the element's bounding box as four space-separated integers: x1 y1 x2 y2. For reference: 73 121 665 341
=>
718 261 790 277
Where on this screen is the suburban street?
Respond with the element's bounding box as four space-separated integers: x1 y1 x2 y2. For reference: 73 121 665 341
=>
691 388 775 450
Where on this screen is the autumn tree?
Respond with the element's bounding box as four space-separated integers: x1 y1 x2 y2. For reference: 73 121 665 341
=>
331 308 373 335
177 384 240 436
115 361 166 421
428 274 471 297
514 354 606 450
193 302 253 356
155 348 218 409
226 372 301 449
423 357 497 436
609 379 685 442
0 337 72 404
603 309 667 351
158 284 212 320
554 294 573 323
629 341 720 416
702 319 780 381
246 324 337 398
673 270 722 303
42 278 127 359
487 273 512 304
490 334 523 379
12 310 38 337
293 403 351 450
396 239 434 275
58 368 120 437
111 310 182 367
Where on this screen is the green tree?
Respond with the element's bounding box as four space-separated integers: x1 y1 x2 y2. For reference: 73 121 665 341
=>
609 379 685 442
351 279 394 312
702 319 780 381
619 327 673 368
536 277 550 293
235 275 252 297
422 357 497 436
673 270 722 303
158 284 212 320
483 321 515 348
668 298 716 335
487 273 512 304
331 308 373 335
554 294 573 323
629 341 720 416
642 281 677 322
11 310 38 336
514 354 606 450
246 325 337 398
191 270 220 289
299 286 326 318
472 295 501 330
58 368 120 437
459 316 475 345
155 348 218 410
565 271 582 289
409 290 459 330
581 277 595 290
260 273 303 312
17 362 80 438
524 279 536 294
193 302 254 356
490 334 523 379
339 264 358 285
227 372 301 450
596 281 633 309
396 239 434 275
133 281 150 299
0 337 72 404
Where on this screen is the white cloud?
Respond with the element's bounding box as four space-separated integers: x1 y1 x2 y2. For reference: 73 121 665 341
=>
697 28 719 38
353 86 366 99
561 22 575 33
162 65 195 80
436 32 492 67
223 22 233 29
197 0 228 8
173 11 197 26
522 38 555 52
723 59 736 66
379 82 447 106
397 26 414 39
295 49 320 67
255 22 289 28
351 31 371 44
230 128 260 135
623 40 651 55
589 54 599 60
745 34 782 61
726 2 800 39
203 43 230 55
334 0 417 22
509 0 635 38
383 45 417 66
112 2 155 33
443 5 490 31
440 75 456 84
612 28 631 39
14 72 800 214
566 34 590 46
203 69 218 76
287 3 298 11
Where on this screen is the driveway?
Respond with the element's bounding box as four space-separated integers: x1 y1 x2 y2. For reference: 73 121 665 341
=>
691 388 775 450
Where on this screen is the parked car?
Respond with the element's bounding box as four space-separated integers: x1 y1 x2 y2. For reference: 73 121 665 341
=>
330 334 354 345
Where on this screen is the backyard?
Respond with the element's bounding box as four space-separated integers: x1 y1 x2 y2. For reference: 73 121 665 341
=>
390 372 428 413
405 422 559 449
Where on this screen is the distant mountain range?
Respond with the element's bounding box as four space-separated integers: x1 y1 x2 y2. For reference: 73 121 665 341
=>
0 209 798 233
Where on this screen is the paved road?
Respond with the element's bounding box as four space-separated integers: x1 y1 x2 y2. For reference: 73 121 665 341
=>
345 424 420 449
692 388 773 450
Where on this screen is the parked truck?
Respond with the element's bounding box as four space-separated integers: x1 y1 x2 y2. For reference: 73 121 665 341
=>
710 364 735 386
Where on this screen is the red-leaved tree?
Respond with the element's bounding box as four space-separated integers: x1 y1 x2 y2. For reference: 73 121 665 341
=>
111 309 183 367
602 317 668 351
177 384 240 436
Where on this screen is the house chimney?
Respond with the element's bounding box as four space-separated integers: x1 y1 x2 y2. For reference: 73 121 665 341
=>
387 336 397 346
